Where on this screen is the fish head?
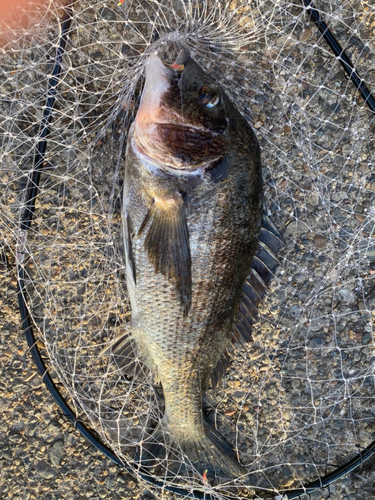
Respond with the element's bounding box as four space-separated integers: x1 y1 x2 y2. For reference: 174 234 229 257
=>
133 49 232 172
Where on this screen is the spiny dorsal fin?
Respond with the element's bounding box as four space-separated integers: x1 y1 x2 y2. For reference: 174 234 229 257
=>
138 193 192 316
234 210 284 346
209 210 284 388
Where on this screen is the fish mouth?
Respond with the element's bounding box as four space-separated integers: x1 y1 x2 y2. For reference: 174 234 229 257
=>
137 51 211 132
169 48 190 71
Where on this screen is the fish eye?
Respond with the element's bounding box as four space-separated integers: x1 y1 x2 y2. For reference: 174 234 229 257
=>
198 86 220 108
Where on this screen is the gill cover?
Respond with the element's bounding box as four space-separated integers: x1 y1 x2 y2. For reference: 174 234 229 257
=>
133 50 228 170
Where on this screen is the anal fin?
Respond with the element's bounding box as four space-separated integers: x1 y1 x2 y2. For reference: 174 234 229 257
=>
209 350 231 388
99 330 149 379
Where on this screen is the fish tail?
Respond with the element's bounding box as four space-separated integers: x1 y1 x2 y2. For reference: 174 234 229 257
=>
197 422 246 478
139 420 246 481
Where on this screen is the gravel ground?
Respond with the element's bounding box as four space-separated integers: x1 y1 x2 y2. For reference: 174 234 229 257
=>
0 298 375 499
1 1 375 499
0 273 146 499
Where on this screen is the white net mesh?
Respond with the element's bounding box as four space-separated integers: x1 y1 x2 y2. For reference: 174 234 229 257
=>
1 0 375 498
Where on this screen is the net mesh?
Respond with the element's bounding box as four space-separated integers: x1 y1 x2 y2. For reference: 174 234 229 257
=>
1 0 375 497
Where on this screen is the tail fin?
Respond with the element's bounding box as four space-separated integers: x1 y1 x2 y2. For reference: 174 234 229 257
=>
138 420 246 482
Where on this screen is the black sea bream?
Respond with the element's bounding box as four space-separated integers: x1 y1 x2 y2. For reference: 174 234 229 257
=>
104 49 283 481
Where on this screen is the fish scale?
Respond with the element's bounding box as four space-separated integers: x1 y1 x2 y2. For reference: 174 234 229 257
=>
100 49 283 483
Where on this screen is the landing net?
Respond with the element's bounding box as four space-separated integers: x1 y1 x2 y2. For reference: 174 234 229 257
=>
1 1 374 498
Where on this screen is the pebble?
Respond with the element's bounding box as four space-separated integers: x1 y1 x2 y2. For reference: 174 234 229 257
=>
362 333 372 345
309 335 325 347
49 441 64 466
337 288 357 305
314 235 327 249
35 460 56 479
366 294 375 310
232 390 246 402
289 305 301 318
285 220 310 236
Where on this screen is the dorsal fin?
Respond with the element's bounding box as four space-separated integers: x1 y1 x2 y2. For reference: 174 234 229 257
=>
210 210 284 388
235 210 284 345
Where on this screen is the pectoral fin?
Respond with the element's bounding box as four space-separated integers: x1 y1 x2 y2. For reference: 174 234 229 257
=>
138 194 192 316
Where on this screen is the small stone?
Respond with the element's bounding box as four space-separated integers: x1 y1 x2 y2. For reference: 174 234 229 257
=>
285 220 310 236
362 333 372 345
127 480 136 489
47 420 62 435
99 6 116 20
224 408 237 416
9 432 22 443
49 441 64 466
105 477 116 489
337 288 356 305
283 478 294 487
227 380 240 388
358 301 365 311
289 305 301 318
65 434 76 447
35 460 56 479
309 335 325 347
314 235 327 249
232 390 246 402
283 409 292 420
299 27 312 42
0 484 9 494
366 294 375 310
12 421 25 433
291 379 300 390
249 348 263 360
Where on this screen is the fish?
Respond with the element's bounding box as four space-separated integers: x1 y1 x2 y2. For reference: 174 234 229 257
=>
102 49 284 482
